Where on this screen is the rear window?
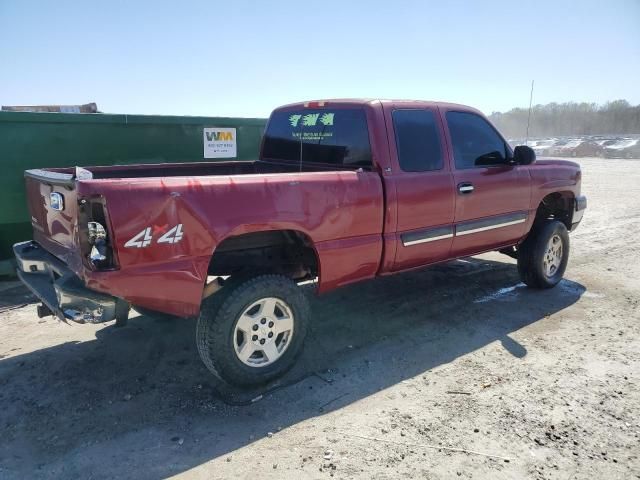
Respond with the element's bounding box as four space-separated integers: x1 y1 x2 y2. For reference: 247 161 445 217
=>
261 108 372 168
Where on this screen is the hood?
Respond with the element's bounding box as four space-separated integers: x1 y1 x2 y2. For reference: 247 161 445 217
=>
534 158 580 168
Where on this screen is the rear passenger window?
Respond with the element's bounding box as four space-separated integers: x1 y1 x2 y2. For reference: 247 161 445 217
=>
446 111 508 169
392 109 443 172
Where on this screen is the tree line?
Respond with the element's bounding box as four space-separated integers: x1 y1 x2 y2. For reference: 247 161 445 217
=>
488 100 640 139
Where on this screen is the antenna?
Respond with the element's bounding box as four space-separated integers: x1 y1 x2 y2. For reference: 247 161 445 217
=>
525 80 535 145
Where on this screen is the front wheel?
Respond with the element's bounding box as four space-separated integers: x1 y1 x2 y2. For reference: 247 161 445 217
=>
517 220 570 289
196 274 310 387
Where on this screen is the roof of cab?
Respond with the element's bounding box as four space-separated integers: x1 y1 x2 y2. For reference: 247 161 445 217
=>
274 98 483 116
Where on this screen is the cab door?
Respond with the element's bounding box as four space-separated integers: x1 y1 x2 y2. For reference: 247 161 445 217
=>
383 107 455 271
442 110 531 257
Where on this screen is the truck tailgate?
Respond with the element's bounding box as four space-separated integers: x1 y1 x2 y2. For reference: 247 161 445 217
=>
24 169 83 273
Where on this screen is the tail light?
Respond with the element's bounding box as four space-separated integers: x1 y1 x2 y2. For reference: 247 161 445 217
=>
304 101 327 108
79 197 117 269
88 221 108 263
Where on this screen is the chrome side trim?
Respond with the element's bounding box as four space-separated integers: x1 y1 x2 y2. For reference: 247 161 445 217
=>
401 212 528 247
401 226 454 247
456 218 526 236
403 233 454 246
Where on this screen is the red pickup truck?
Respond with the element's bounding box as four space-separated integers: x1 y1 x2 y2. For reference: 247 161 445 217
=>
14 99 586 386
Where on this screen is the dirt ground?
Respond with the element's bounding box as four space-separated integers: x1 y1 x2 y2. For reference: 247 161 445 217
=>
0 158 638 480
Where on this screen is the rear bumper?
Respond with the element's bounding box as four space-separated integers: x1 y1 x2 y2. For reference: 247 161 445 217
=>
571 195 587 231
13 241 127 324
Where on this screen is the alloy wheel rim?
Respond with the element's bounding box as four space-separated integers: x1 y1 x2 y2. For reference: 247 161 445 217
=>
543 234 563 277
233 297 294 367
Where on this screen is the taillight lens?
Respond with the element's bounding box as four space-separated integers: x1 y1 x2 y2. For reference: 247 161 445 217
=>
79 197 117 269
88 221 108 263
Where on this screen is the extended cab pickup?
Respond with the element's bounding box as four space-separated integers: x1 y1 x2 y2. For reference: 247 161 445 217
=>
14 99 586 386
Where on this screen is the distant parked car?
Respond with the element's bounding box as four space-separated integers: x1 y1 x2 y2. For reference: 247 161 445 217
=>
531 139 556 157
592 137 631 148
603 139 640 159
550 140 602 157
547 139 574 156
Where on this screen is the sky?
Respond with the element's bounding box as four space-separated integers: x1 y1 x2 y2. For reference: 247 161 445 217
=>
1 0 639 118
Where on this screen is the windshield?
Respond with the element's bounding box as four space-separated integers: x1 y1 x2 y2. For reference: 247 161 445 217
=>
261 108 372 169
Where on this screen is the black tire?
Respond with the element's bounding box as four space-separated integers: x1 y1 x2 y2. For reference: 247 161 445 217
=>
196 274 310 387
517 220 570 289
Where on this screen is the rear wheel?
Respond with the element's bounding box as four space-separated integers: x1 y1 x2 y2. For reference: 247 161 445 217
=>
196 274 309 387
517 220 570 289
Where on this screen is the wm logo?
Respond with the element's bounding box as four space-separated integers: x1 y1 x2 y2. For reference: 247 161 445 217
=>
205 131 234 141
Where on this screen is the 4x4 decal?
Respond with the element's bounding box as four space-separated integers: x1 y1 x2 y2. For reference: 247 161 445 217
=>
124 224 183 248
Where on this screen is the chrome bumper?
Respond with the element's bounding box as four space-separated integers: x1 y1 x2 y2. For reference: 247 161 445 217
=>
571 195 587 231
13 241 127 324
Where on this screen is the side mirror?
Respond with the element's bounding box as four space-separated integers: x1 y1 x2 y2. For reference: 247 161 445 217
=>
513 145 536 165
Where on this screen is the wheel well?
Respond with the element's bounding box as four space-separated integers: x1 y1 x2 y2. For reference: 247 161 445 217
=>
208 230 319 281
535 192 574 230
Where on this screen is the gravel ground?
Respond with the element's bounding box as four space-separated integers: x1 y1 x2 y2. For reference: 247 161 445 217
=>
0 158 638 480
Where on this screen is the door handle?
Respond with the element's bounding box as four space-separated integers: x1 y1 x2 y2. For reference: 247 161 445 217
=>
458 182 474 194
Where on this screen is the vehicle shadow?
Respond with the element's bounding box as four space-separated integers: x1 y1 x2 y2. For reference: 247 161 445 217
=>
0 257 585 479
0 281 36 313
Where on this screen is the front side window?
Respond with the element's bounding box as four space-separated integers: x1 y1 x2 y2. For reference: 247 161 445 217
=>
446 111 508 169
261 108 372 168
392 109 443 172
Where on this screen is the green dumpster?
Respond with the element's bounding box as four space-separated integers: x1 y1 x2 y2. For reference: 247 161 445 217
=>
0 111 266 275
